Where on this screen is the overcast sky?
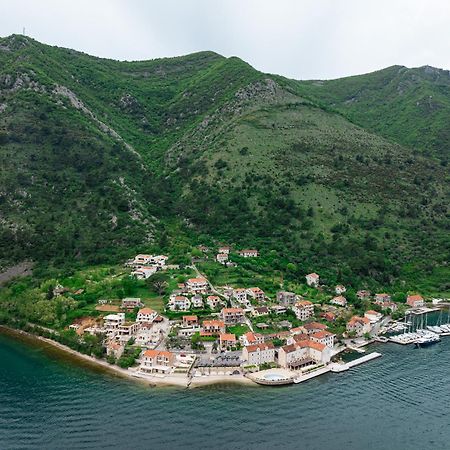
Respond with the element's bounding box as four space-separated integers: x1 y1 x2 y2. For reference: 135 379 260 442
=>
1 0 449 80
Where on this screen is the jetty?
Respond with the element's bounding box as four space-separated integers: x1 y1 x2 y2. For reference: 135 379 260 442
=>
292 352 382 383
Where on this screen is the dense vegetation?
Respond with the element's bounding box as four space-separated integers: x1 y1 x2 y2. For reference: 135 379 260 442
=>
0 34 448 293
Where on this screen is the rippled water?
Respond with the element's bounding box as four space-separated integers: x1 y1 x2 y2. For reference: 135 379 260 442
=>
1 330 450 450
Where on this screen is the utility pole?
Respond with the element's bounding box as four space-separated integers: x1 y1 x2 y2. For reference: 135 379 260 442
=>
23 27 26 36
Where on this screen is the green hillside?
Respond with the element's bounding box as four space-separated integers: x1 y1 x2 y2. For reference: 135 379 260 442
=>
290 65 450 159
0 35 448 291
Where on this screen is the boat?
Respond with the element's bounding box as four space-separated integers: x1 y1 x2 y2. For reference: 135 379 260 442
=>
415 332 440 347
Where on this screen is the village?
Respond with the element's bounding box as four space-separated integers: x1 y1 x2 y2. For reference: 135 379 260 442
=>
65 246 442 387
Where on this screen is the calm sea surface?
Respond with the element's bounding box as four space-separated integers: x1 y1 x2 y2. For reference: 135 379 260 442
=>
1 330 450 450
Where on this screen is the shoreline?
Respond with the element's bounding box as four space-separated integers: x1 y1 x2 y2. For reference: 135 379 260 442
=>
0 325 256 388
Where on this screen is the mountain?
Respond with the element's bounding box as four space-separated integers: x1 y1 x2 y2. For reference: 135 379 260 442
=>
290 65 450 159
0 35 448 291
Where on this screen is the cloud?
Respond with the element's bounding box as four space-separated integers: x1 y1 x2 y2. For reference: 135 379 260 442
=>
1 0 449 79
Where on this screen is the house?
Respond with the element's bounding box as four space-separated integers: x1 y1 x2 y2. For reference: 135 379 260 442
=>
247 287 265 302
357 290 372 300
132 266 157 279
252 306 270 317
121 298 143 309
271 305 287 315
240 331 264 346
292 300 314 321
320 312 336 322
242 342 275 366
168 295 191 311
364 310 383 323
216 253 229 264
347 316 371 336
206 295 223 309
330 296 347 307
286 333 309 345
221 307 245 325
218 246 231 254
379 301 398 312
117 322 140 342
374 293 391 303
137 308 158 323
182 315 198 327
335 285 346 295
186 277 208 294
151 255 168 268
191 295 204 309
407 295 424 308
303 322 328 334
310 330 335 348
106 341 124 359
132 254 153 265
202 320 226 336
278 340 331 369
233 288 248 304
277 291 297 306
104 313 125 330
140 349 174 374
219 333 237 350
238 249 259 258
305 273 319 287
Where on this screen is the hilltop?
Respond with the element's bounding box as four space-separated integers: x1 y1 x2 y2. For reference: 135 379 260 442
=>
0 35 448 291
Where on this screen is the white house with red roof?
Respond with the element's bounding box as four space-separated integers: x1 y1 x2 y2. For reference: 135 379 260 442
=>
406 294 424 308
347 316 371 336
278 340 331 369
310 330 335 348
233 288 248 304
335 285 346 295
137 307 158 323
292 300 314 321
364 310 383 323
186 277 208 294
219 333 237 350
240 331 264 347
201 320 226 336
247 287 266 302
242 342 275 366
168 295 191 311
140 349 175 374
305 273 320 287
330 295 347 307
216 253 229 264
221 307 245 324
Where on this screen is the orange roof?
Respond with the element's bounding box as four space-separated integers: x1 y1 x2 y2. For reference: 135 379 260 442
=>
245 342 274 352
207 295 220 300
304 322 327 330
138 308 156 314
144 349 173 358
311 331 334 339
307 273 319 278
183 315 198 321
407 294 423 301
222 307 244 313
302 340 326 352
249 287 264 292
244 332 257 342
349 315 370 325
292 333 309 342
295 300 313 307
219 333 236 342
203 320 225 327
365 310 379 315
188 277 207 283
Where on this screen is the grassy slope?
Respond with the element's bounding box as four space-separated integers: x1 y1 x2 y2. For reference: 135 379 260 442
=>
288 65 450 159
